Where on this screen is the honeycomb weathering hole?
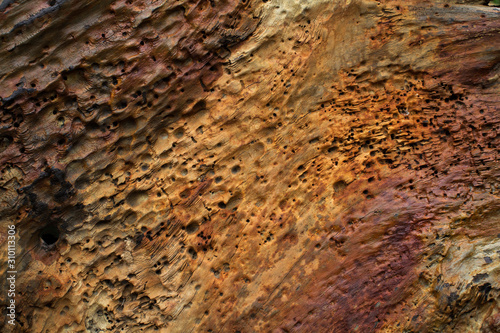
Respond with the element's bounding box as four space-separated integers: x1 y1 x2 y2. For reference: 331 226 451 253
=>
40 225 60 246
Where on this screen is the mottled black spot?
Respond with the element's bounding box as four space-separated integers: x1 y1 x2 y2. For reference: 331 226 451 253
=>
472 273 489 283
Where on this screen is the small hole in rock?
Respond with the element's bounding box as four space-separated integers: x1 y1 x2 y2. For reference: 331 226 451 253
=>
231 165 241 174
40 225 60 246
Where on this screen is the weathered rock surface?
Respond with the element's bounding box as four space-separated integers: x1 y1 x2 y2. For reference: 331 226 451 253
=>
0 0 499 332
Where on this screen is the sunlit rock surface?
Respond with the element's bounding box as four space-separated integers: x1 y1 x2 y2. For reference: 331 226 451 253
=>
0 0 499 332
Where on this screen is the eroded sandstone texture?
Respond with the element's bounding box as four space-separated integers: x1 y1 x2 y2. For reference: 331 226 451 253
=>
0 0 499 332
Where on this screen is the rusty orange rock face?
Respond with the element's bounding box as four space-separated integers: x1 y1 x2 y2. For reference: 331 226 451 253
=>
0 0 499 332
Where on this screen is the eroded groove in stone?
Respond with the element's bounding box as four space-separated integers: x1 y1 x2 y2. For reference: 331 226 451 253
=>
0 0 499 332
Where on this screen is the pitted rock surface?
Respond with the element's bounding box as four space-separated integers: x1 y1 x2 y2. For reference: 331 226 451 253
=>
0 0 499 332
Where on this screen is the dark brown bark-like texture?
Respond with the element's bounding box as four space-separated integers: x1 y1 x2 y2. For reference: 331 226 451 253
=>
0 0 499 332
